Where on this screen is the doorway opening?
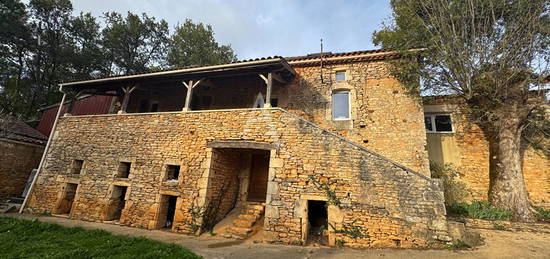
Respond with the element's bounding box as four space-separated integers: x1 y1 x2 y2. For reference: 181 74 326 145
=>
55 183 78 215
105 185 127 221
247 151 270 202
307 200 328 245
157 195 178 230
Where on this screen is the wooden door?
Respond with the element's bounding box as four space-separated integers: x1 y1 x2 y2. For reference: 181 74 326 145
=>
247 153 269 202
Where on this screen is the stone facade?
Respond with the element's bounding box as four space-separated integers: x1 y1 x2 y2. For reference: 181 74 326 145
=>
0 139 44 198
120 61 429 175
286 61 430 174
26 109 449 247
424 98 550 207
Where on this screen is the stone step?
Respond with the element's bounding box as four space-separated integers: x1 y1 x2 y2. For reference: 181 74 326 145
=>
233 218 255 228
245 204 265 211
238 214 259 221
242 208 263 215
227 226 252 239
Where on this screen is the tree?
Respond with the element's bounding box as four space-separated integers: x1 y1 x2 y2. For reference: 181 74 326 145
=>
67 12 108 81
101 12 169 75
167 19 237 68
374 0 549 221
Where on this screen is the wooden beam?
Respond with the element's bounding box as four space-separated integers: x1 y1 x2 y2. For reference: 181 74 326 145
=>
118 85 138 114
270 73 286 83
259 74 268 84
265 73 272 108
182 80 193 111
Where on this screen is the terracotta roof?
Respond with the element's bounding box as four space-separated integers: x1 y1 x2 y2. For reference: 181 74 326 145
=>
60 49 400 87
286 49 394 61
1 117 48 145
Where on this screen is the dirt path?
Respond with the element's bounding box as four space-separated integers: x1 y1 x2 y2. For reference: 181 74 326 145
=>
4 213 550 259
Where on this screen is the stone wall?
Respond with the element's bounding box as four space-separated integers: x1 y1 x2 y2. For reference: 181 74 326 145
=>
423 99 550 207
206 148 241 223
118 60 429 175
26 109 449 247
0 139 44 198
286 61 430 174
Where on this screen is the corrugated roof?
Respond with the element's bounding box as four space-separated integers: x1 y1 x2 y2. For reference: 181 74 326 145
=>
1 117 48 145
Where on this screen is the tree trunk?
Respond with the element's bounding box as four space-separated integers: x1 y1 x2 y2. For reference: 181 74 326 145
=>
486 112 537 222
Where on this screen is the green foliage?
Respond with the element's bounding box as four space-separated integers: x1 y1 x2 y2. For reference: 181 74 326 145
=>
429 162 469 205
493 223 506 230
446 240 471 250
535 207 550 220
101 12 170 75
0 0 237 120
447 201 512 221
0 217 200 258
308 175 341 207
335 239 346 247
167 19 237 68
329 221 370 239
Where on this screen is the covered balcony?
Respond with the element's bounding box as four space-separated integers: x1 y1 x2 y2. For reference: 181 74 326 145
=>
60 58 296 115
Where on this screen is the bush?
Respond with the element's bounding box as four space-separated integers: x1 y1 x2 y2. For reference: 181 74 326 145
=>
447 201 512 221
430 162 469 205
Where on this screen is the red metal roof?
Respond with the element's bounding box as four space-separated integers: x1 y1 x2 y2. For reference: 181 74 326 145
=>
36 95 114 137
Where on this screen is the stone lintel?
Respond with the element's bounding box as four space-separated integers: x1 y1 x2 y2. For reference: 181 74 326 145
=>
206 140 276 150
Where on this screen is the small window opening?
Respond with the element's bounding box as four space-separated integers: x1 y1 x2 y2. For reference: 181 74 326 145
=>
335 71 346 81
270 98 278 107
117 162 131 178
71 160 84 175
307 200 328 246
425 114 453 133
166 165 180 181
106 185 127 221
332 91 350 120
158 195 178 230
56 183 78 215
150 103 159 112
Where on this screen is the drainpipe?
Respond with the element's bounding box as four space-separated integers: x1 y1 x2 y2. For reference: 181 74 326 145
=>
19 84 67 213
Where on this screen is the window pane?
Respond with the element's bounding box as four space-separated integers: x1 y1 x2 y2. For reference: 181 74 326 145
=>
434 115 453 132
336 71 346 81
424 116 433 131
332 92 350 119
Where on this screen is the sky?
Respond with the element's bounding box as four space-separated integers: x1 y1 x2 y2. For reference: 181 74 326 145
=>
69 0 393 60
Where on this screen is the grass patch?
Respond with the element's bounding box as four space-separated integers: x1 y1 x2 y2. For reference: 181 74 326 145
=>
447 201 512 221
535 207 550 220
0 217 200 259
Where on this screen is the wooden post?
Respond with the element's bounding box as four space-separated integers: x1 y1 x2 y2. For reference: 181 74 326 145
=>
265 73 272 108
118 86 136 114
182 80 202 112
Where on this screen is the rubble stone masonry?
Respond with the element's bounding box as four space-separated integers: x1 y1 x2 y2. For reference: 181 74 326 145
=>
286 61 430 175
26 109 449 247
0 139 44 198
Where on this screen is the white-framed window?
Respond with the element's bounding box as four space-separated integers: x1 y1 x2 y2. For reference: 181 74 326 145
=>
332 91 350 120
335 71 346 81
425 114 454 133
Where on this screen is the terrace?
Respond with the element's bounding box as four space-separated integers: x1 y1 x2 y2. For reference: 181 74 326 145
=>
60 58 296 115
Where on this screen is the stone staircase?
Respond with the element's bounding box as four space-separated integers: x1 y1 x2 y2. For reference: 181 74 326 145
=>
222 202 265 239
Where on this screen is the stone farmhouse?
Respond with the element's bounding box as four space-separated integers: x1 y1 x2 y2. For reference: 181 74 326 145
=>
21 49 548 247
